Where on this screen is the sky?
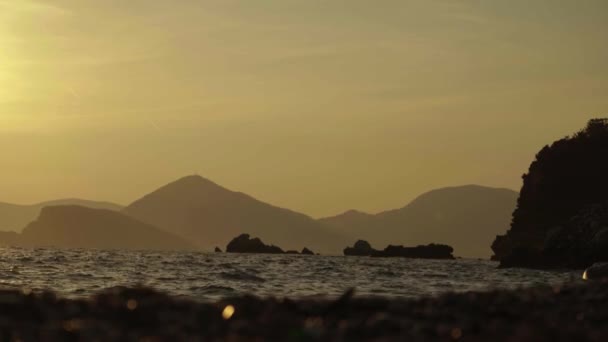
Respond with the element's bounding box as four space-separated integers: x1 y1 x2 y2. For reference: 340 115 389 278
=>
0 0 607 217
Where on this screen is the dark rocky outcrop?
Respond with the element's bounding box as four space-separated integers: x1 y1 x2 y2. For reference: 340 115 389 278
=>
225 234 317 255
214 247 222 253
371 244 454 259
226 234 284 254
343 240 375 256
344 240 454 259
301 247 314 255
492 119 608 269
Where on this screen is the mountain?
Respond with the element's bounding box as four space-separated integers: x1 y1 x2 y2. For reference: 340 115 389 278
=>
8 205 193 250
0 199 123 232
320 210 376 230
319 185 518 258
123 175 347 254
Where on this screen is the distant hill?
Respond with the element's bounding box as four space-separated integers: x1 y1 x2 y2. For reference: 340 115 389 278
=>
0 199 123 232
5 205 193 250
319 185 518 258
0 231 20 247
123 175 347 254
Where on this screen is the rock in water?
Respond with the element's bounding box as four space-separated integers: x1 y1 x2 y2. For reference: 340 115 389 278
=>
372 244 455 259
583 263 608 280
344 240 376 256
226 234 284 254
344 240 455 259
301 247 314 255
214 247 222 253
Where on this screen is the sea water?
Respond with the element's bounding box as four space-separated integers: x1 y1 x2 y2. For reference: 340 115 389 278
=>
0 247 580 301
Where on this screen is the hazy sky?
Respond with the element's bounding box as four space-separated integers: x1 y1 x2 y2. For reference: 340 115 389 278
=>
1 0 607 217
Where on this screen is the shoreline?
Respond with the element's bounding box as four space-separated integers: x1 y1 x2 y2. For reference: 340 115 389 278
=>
0 280 605 341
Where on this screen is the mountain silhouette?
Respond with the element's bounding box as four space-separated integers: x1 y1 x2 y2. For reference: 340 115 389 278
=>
9 205 193 250
319 185 518 258
0 199 123 232
0 231 20 246
123 175 347 253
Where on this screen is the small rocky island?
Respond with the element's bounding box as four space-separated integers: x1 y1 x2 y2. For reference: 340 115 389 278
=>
344 240 454 259
226 234 315 255
492 119 608 269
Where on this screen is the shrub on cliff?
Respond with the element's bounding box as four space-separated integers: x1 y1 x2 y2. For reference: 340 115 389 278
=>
492 118 608 267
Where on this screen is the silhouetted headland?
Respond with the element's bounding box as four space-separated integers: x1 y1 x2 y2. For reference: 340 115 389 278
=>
0 205 193 251
493 119 608 269
344 240 454 259
0 231 20 246
0 199 123 232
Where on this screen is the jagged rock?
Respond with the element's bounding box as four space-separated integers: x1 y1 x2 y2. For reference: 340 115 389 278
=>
344 240 376 256
371 244 455 259
301 247 314 255
214 247 222 253
344 240 455 259
493 119 608 269
225 234 284 254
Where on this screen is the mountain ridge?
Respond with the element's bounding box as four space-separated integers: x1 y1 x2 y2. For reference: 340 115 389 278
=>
123 175 347 254
16 205 193 250
0 199 124 232
319 185 519 258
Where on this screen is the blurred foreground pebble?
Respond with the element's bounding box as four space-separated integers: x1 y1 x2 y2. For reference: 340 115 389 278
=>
0 281 606 341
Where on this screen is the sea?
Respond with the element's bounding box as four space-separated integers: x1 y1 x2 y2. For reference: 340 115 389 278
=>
0 247 582 301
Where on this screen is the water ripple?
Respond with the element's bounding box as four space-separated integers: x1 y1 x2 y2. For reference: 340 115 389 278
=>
0 246 580 301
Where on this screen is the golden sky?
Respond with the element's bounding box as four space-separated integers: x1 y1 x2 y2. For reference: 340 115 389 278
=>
1 0 607 217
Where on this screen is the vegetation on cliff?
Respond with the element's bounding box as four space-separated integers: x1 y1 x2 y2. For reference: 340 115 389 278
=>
493 119 608 268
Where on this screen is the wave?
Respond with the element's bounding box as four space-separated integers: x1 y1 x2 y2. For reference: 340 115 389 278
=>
219 270 266 283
